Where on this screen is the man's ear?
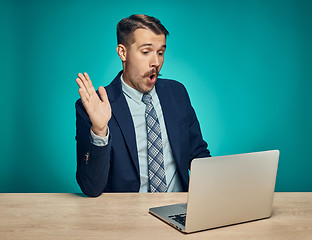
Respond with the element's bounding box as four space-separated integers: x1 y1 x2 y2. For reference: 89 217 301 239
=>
116 44 127 61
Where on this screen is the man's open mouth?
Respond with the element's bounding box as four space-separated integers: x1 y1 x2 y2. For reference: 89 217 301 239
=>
149 74 156 81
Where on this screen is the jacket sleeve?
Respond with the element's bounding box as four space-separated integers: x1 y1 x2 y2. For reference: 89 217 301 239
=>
188 105 211 162
180 83 211 166
75 99 111 197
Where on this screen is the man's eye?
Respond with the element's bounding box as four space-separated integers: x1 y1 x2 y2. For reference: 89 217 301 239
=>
142 51 149 55
158 52 164 56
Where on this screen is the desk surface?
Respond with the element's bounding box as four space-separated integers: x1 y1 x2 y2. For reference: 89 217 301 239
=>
0 193 311 240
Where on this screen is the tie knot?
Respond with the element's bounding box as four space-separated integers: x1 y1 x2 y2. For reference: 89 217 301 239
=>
142 93 152 105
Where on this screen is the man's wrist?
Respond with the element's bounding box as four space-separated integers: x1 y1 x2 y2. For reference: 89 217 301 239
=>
92 126 108 138
90 127 110 147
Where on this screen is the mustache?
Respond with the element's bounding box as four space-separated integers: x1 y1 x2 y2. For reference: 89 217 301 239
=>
142 68 162 78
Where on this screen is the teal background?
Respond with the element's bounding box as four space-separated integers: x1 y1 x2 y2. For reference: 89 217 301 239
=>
0 0 311 193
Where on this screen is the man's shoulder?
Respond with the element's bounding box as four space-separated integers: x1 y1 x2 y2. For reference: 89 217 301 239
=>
156 78 187 92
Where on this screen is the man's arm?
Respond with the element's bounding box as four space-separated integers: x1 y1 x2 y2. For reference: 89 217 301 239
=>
178 82 211 168
188 105 211 161
75 73 112 197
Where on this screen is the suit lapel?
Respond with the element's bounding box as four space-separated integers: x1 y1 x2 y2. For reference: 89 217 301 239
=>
107 73 140 177
156 83 181 167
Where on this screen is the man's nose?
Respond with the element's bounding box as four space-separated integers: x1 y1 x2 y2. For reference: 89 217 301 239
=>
150 53 160 68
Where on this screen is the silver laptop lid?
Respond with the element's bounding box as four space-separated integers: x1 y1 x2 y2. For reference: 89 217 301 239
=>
185 150 279 233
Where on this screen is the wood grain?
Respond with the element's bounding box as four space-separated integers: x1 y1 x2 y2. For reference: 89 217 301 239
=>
0 193 311 240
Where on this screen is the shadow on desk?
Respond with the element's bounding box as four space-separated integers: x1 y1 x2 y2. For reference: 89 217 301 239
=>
71 192 89 198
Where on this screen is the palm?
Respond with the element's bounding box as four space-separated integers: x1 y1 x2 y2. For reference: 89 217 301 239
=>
87 90 111 128
76 73 111 137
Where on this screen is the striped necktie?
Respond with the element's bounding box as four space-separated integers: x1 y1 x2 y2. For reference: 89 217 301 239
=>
142 93 167 192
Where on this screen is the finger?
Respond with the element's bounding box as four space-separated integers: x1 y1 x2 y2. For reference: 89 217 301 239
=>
78 72 93 96
83 72 97 97
78 88 88 103
83 72 97 98
77 72 87 84
76 78 90 99
98 86 109 103
84 72 94 89
76 77 85 89
77 81 91 102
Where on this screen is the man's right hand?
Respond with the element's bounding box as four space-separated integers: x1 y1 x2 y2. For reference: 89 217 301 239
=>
76 72 112 138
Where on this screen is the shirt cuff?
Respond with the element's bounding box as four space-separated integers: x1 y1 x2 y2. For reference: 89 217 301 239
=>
90 127 110 147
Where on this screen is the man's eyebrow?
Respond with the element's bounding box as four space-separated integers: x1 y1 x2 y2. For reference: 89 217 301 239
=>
138 43 166 49
139 43 152 48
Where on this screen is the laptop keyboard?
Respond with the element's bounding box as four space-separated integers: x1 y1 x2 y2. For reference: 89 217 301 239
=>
168 213 186 226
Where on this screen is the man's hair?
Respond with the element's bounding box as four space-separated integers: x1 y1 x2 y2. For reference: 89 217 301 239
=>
117 14 169 46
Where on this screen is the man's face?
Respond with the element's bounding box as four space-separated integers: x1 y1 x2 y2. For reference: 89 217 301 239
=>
119 28 166 93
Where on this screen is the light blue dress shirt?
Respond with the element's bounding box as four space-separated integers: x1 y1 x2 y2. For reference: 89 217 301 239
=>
91 75 182 192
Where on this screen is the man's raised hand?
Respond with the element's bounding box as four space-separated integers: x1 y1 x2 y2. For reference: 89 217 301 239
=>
76 72 112 138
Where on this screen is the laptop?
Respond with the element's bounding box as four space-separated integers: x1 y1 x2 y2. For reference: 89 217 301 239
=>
149 150 279 233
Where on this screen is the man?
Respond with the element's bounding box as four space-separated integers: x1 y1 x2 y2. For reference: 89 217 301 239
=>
75 14 211 197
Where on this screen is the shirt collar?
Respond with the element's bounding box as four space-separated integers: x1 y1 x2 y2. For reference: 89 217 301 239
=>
121 74 156 105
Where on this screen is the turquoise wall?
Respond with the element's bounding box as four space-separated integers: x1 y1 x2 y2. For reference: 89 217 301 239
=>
0 0 311 192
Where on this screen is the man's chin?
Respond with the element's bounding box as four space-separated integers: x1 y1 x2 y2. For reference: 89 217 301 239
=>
141 83 156 93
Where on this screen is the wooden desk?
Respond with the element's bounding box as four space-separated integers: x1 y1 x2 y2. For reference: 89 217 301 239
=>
0 193 311 240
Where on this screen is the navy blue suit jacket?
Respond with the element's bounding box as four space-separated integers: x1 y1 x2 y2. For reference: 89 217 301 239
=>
75 71 211 197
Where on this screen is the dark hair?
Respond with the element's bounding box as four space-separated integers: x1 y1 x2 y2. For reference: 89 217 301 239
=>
117 14 169 46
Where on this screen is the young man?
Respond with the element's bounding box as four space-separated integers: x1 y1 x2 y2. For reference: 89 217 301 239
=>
75 14 210 197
